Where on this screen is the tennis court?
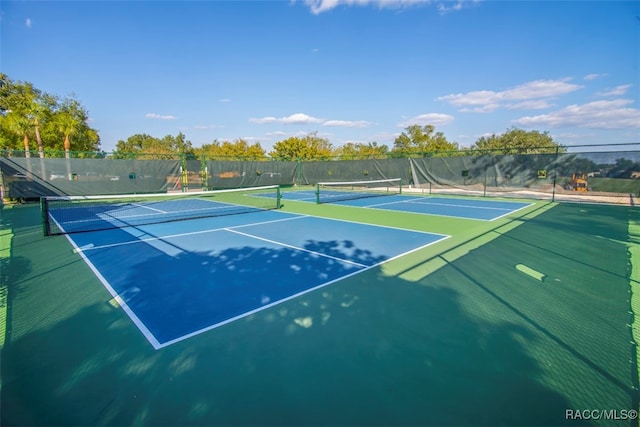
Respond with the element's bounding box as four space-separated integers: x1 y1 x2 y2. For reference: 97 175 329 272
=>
281 188 532 221
2 185 639 426
56 207 447 349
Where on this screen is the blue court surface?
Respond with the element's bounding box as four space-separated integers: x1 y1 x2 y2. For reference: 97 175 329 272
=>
280 190 532 221
60 208 448 349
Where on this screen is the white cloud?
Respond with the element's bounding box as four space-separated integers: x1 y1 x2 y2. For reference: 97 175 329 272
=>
145 113 177 120
323 120 371 128
250 113 324 125
460 103 501 113
25 18 32 28
250 113 370 127
438 79 583 112
502 79 582 100
284 113 322 124
437 0 467 14
193 125 220 130
398 113 454 127
302 0 438 14
596 84 632 97
266 131 288 137
250 116 277 124
512 99 640 129
301 0 479 15
218 98 231 103
439 90 496 107
506 100 553 110
584 73 606 81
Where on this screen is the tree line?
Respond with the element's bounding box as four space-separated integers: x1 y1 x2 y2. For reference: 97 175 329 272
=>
0 74 100 159
1 74 564 161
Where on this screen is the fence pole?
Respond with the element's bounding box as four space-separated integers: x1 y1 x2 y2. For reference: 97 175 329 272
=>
180 153 187 192
483 167 487 197
551 146 558 202
201 154 207 191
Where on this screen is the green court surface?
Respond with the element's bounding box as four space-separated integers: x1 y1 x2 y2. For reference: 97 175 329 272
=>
1 197 638 426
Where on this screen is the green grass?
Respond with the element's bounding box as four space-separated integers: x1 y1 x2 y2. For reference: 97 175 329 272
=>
588 177 640 194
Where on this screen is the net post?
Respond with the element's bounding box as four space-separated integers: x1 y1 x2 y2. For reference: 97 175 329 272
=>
483 168 487 197
315 183 320 204
40 197 50 236
399 179 402 195
276 185 282 209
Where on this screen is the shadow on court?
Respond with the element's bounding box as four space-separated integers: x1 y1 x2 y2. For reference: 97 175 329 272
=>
2 203 635 426
120 237 386 345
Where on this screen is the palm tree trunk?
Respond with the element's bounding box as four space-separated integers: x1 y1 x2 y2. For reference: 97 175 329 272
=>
23 134 33 175
34 119 47 180
35 120 44 158
64 135 72 180
23 135 31 158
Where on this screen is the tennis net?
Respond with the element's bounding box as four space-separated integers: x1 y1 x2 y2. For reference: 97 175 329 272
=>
315 178 402 204
41 185 282 235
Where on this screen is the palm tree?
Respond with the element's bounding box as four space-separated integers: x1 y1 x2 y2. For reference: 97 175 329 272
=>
6 113 32 155
55 111 79 179
27 97 53 179
23 85 54 159
5 112 34 174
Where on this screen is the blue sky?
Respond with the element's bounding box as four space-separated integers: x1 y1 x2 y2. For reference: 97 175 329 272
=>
1 0 639 153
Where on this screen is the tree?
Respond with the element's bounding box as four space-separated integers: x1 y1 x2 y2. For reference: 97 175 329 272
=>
333 141 390 159
0 75 100 154
392 125 458 156
113 132 193 159
2 77 53 158
5 112 33 157
161 132 194 157
47 96 100 154
195 139 266 160
53 110 80 180
608 158 640 178
269 132 333 160
471 127 563 154
54 111 80 159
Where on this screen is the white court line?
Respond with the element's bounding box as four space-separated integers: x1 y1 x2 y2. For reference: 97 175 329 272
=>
61 232 163 349
487 202 534 222
225 228 369 268
72 214 309 253
405 199 514 211
130 202 167 213
103 202 243 221
156 232 450 349
66 211 450 350
58 202 239 227
367 198 512 211
283 191 317 202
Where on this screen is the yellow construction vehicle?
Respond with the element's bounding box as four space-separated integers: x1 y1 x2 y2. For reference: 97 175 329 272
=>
565 173 589 192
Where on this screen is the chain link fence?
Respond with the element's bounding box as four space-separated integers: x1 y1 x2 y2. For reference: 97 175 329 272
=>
2 144 638 205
